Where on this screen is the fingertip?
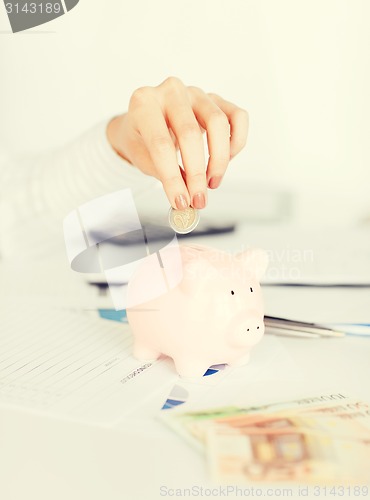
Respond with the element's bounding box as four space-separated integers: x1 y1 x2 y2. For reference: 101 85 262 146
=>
191 192 207 209
175 194 189 210
208 175 223 189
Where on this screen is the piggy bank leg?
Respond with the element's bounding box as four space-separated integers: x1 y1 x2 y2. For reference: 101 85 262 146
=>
174 359 209 378
133 341 161 361
229 353 251 367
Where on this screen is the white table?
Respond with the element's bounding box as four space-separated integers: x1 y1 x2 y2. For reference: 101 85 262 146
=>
1 224 369 500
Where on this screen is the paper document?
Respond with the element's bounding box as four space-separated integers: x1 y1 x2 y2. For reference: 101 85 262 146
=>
0 304 178 425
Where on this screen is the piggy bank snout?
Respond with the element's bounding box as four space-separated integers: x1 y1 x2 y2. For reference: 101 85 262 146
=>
230 311 265 347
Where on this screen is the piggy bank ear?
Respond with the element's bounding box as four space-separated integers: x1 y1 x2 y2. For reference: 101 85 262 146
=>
235 248 268 280
179 257 218 295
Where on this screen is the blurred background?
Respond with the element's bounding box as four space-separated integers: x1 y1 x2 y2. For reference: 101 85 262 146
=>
0 0 369 227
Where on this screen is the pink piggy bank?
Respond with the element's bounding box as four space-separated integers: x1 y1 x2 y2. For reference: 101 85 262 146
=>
126 244 268 378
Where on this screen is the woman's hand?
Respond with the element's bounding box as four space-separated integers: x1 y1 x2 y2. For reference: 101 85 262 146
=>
107 77 249 210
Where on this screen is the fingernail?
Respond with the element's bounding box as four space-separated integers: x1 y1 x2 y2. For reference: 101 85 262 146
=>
208 176 223 189
175 194 188 210
192 192 206 209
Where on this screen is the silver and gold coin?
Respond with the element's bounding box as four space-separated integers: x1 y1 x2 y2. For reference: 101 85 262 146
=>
168 206 200 234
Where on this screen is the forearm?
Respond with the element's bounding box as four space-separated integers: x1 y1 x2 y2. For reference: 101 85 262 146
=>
0 120 156 260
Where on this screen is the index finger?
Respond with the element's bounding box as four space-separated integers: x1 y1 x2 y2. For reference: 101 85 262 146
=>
163 87 207 210
133 96 190 210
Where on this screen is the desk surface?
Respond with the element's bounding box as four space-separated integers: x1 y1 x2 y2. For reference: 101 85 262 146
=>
1 334 369 500
0 224 369 500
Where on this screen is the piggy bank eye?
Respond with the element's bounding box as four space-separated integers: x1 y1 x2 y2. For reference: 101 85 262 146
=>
250 287 253 293
231 290 235 295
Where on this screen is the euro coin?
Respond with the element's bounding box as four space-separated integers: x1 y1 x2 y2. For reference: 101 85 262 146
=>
168 206 200 234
